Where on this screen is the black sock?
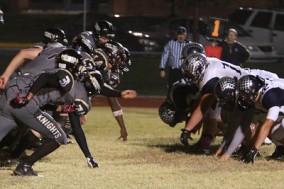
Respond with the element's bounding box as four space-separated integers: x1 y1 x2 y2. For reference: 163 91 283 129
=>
10 131 41 159
23 139 60 166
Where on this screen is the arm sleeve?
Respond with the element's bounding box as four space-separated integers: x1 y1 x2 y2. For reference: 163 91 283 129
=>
68 112 92 158
28 73 60 95
225 126 245 155
100 83 121 97
93 71 121 97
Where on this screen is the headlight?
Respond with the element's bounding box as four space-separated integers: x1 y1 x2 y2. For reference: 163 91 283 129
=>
246 45 258 51
139 38 157 46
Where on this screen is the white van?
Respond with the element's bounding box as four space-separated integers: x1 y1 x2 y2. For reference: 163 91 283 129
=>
230 7 284 55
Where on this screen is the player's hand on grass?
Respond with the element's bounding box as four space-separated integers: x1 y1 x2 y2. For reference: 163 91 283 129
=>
118 128 128 142
243 147 258 164
180 129 191 146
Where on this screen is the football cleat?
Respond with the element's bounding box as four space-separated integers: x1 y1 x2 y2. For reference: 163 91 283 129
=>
13 163 39 176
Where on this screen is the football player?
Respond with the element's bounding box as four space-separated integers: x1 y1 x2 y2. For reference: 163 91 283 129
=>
236 75 284 163
179 45 279 154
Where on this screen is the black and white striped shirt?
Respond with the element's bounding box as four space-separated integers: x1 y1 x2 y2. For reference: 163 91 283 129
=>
160 39 190 70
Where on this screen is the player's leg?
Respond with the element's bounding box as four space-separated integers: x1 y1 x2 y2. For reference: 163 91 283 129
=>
107 97 128 141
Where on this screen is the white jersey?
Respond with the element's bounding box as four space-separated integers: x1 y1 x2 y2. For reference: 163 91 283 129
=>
257 79 284 121
198 57 279 95
199 57 248 94
248 69 279 81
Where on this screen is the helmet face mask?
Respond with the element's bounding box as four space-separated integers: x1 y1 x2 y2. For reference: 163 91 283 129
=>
84 71 101 97
56 49 83 79
93 20 115 40
236 91 256 110
158 101 177 127
72 35 94 55
92 49 109 71
215 77 237 110
181 53 208 83
103 41 131 74
43 28 68 46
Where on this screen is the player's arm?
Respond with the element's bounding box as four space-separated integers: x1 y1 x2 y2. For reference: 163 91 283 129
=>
0 47 42 88
185 93 214 130
10 72 59 109
11 71 66 109
180 93 215 145
94 71 137 98
243 106 279 163
26 73 61 100
68 112 98 168
107 97 128 141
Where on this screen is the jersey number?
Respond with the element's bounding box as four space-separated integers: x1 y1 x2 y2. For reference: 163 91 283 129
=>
221 62 241 75
211 19 220 37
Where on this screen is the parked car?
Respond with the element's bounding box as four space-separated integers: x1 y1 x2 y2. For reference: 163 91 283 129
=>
150 17 279 63
229 7 284 55
112 16 168 51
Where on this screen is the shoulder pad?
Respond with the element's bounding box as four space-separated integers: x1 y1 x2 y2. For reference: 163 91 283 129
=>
57 69 74 92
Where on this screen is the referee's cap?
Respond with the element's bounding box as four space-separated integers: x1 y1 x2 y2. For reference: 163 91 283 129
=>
176 26 187 35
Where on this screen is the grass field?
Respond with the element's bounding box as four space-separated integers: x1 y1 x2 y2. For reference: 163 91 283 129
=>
1 107 284 189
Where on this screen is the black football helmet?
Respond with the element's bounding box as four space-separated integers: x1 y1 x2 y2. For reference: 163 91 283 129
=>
43 28 68 46
92 20 115 40
116 47 131 74
181 53 208 83
214 77 237 110
56 48 83 79
158 101 177 127
236 75 265 110
72 35 94 55
181 42 205 59
84 70 103 97
103 41 128 72
92 48 109 72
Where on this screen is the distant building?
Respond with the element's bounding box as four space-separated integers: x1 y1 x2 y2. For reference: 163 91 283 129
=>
2 0 283 18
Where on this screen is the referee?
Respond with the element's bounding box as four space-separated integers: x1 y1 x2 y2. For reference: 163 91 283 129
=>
159 26 190 98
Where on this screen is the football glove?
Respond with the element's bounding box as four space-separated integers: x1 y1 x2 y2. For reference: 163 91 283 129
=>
87 156 99 168
10 93 29 108
61 103 78 113
180 129 191 146
242 147 259 164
